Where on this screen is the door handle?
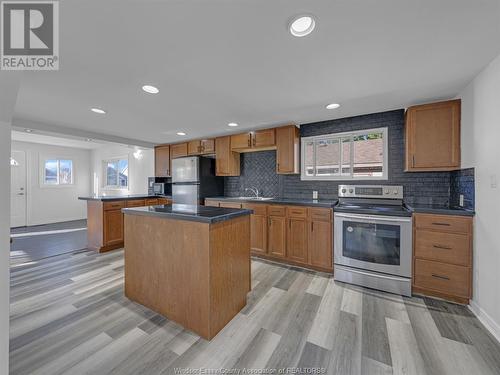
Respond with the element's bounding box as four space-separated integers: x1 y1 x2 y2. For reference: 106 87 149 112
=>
431 274 450 281
433 244 452 250
17 192 24 196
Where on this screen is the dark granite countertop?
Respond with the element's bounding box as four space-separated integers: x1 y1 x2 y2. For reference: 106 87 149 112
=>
206 196 338 208
404 202 475 217
122 204 252 224
79 194 172 202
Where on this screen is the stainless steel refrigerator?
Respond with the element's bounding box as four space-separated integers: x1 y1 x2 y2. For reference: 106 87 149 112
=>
171 156 224 206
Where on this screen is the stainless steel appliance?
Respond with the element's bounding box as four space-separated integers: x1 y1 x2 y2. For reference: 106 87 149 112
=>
334 185 412 296
148 177 171 196
171 156 223 206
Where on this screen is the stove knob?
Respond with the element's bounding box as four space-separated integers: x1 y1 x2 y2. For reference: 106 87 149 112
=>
384 188 390 194
341 188 347 194
393 190 399 195
349 189 354 193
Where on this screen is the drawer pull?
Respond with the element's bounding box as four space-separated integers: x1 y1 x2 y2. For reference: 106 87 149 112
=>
433 244 452 250
431 273 450 281
432 222 451 226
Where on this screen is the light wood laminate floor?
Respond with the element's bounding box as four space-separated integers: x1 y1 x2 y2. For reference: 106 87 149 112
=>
10 249 500 375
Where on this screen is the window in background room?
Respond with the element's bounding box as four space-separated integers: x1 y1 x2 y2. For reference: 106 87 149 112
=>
301 127 387 180
43 159 73 185
103 158 128 189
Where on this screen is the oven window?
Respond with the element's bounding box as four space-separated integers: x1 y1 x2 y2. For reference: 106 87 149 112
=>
342 221 400 265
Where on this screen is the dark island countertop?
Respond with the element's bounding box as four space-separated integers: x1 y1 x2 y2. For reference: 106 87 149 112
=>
122 204 252 224
404 202 475 217
206 196 338 208
78 194 172 202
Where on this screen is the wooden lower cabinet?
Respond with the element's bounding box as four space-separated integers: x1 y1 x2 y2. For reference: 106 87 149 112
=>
204 199 333 272
412 213 473 304
268 216 287 258
287 217 308 264
103 209 124 247
308 219 333 270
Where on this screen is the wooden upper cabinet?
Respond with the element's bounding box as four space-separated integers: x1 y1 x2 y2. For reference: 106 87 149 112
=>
200 139 215 154
231 133 252 150
405 99 461 171
276 125 300 174
155 145 171 177
215 136 240 176
170 143 188 159
187 140 201 155
188 139 215 155
253 129 276 148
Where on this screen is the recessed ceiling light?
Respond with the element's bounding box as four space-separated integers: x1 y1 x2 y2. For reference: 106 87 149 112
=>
326 103 341 109
85 138 93 142
228 122 238 127
25 128 33 133
176 132 186 136
142 85 159 94
91 108 106 114
289 15 316 37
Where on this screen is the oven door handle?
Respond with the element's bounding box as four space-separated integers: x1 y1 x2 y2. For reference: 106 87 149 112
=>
334 213 412 223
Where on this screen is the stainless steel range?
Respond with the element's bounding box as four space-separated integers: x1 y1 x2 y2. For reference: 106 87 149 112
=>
334 185 412 296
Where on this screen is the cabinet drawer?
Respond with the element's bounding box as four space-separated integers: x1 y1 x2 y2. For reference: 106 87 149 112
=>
243 203 267 216
287 206 307 218
158 198 171 205
103 201 125 211
308 208 332 222
145 198 159 206
268 205 286 217
415 230 470 266
219 202 242 209
127 200 146 208
414 259 470 298
414 213 471 234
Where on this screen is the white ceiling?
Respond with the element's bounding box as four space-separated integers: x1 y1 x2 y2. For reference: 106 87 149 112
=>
12 0 500 145
11 130 109 149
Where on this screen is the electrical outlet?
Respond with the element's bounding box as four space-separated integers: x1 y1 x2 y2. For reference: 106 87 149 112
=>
459 194 464 207
312 191 318 200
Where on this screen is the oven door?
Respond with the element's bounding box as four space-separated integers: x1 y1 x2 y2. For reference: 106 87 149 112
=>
334 212 412 278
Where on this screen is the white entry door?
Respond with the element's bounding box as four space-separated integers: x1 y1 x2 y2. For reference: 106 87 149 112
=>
11 150 27 228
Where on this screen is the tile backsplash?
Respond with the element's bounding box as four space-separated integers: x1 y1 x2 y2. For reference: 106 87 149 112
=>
450 168 475 210
224 109 472 206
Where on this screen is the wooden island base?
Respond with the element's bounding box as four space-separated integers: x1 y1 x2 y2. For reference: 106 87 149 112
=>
124 213 250 340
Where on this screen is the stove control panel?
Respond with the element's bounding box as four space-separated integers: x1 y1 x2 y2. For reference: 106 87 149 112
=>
338 185 404 199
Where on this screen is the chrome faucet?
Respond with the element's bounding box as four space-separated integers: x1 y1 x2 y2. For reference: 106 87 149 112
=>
245 187 259 198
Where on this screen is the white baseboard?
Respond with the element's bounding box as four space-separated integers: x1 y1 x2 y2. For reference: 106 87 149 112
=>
468 300 500 343
27 216 87 227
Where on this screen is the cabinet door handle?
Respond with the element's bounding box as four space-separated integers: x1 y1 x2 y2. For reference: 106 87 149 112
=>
288 219 291 229
268 217 271 227
253 137 256 146
432 222 451 226
248 137 251 147
412 155 415 167
433 244 452 250
432 274 450 281
311 221 314 231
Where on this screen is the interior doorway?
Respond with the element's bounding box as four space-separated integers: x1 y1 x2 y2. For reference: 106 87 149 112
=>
10 150 27 228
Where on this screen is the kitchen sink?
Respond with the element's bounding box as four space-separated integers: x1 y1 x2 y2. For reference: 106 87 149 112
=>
235 197 274 201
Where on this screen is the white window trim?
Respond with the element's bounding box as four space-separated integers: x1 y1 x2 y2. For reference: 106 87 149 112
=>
301 127 388 181
102 156 130 191
39 157 75 188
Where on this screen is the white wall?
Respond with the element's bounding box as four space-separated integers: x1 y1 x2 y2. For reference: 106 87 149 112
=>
11 141 91 226
460 53 500 340
0 122 11 375
90 145 154 196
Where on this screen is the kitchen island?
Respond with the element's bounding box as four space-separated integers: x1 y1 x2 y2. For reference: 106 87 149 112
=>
122 204 252 340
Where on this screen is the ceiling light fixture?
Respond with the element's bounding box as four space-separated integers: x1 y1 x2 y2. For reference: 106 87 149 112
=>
228 122 238 127
142 85 159 94
289 15 316 37
85 138 93 142
25 128 33 133
326 103 341 109
91 108 106 114
176 132 186 136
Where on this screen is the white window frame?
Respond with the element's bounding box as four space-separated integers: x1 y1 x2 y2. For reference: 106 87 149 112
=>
102 156 129 190
301 127 388 181
40 158 74 187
